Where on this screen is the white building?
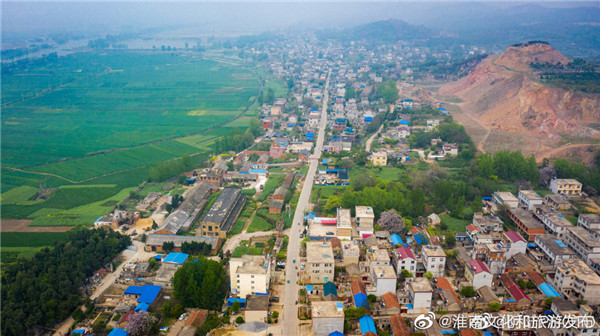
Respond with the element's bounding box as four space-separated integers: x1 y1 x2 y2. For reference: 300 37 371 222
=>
367 247 391 269
336 208 352 240
392 246 417 275
405 278 433 314
492 191 519 209
578 214 600 234
306 241 335 283
421 245 446 278
534 234 576 267
502 231 527 259
465 260 493 290
518 190 544 211
311 301 344 336
552 258 600 306
541 213 573 238
229 255 271 298
355 206 375 237
371 265 397 296
564 226 600 265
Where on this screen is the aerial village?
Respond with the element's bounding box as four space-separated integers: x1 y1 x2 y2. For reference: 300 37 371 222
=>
62 36 600 336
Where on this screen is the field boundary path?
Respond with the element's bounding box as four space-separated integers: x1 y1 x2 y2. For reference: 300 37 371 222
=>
282 69 330 336
365 124 383 152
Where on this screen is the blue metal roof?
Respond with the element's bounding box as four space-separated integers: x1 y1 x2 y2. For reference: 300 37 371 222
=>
539 283 562 298
306 285 314 291
227 298 246 307
322 159 328 164
135 302 149 312
414 233 428 245
353 293 369 308
390 233 403 246
108 328 128 336
555 240 567 248
324 282 338 297
399 120 409 125
72 329 86 335
359 315 376 334
154 255 162 260
364 117 373 122
249 169 267 174
162 252 188 264
329 331 344 336
124 285 162 304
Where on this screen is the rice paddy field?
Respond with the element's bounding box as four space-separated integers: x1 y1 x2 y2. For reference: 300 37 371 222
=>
1 51 262 229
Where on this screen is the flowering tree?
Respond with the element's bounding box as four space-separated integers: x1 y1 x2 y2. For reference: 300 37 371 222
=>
377 209 405 234
125 311 157 336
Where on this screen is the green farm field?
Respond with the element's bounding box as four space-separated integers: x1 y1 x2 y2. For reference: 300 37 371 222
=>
2 52 260 170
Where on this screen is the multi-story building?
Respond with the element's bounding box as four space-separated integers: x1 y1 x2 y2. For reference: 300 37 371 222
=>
341 241 360 266
518 190 544 211
371 150 388 166
392 246 417 275
311 301 344 336
355 206 375 237
336 208 352 240
421 245 446 278
502 231 527 259
578 214 600 234
552 258 600 306
550 299 600 336
541 213 573 238
473 212 503 233
564 226 600 264
492 191 519 209
465 260 493 290
544 194 572 210
508 208 545 241
229 255 271 298
367 247 391 270
371 265 397 296
405 278 433 314
534 234 576 267
549 178 582 196
307 241 335 283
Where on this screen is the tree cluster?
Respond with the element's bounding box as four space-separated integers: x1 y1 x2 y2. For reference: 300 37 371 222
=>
172 257 228 310
180 241 213 255
477 151 538 185
374 80 399 104
1 228 131 336
214 128 256 154
553 157 600 195
149 155 195 182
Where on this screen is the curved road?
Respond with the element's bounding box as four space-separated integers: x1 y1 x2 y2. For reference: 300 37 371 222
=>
282 69 331 336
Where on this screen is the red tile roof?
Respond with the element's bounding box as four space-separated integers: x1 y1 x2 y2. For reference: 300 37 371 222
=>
436 277 461 305
501 274 529 302
467 224 478 233
363 332 377 336
505 231 525 243
390 315 411 336
527 271 546 286
119 310 135 324
185 310 208 328
396 246 415 260
460 330 477 336
381 292 400 308
351 280 366 295
329 237 342 249
410 226 420 235
468 260 491 274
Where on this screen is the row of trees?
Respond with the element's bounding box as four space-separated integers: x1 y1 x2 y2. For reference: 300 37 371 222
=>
477 151 538 185
1 228 131 336
148 155 196 182
213 120 263 154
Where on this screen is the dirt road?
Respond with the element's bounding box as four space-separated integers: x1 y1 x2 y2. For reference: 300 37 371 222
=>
1 219 73 232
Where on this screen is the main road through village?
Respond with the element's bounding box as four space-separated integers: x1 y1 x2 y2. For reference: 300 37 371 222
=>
282 69 331 336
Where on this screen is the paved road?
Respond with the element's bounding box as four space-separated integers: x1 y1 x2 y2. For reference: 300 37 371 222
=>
282 69 331 336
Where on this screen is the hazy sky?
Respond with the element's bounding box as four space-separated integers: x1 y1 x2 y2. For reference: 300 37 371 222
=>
2 1 599 37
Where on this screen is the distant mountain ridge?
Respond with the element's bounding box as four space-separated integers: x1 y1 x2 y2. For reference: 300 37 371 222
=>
318 19 431 42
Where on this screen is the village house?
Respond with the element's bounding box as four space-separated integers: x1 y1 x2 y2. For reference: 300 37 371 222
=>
371 150 388 167
244 295 269 323
392 246 417 275
421 245 446 278
465 260 493 290
145 234 221 253
578 213 600 235
518 190 544 211
405 278 433 314
544 194 572 210
311 301 344 336
500 274 532 310
540 212 573 238
473 212 503 233
492 191 519 209
475 285 501 311
355 206 375 237
549 178 582 196
229 255 271 298
509 208 545 241
307 241 335 283
371 265 396 296
534 234 577 267
336 208 352 240
552 258 600 306
199 187 245 238
564 226 600 265
436 277 462 313
341 241 360 266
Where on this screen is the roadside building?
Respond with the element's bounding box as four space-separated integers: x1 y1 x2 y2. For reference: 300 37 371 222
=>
155 182 216 235
307 241 335 283
311 301 344 336
244 295 269 323
229 255 271 298
145 234 221 253
371 150 388 166
549 178 582 196
200 187 246 238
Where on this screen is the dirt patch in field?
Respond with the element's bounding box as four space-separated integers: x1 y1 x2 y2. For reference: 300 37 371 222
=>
1 219 73 232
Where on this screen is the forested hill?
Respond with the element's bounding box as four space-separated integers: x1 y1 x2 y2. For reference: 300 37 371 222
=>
1 228 131 336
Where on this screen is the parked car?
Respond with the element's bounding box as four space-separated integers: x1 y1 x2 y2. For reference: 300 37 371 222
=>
179 313 186 321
